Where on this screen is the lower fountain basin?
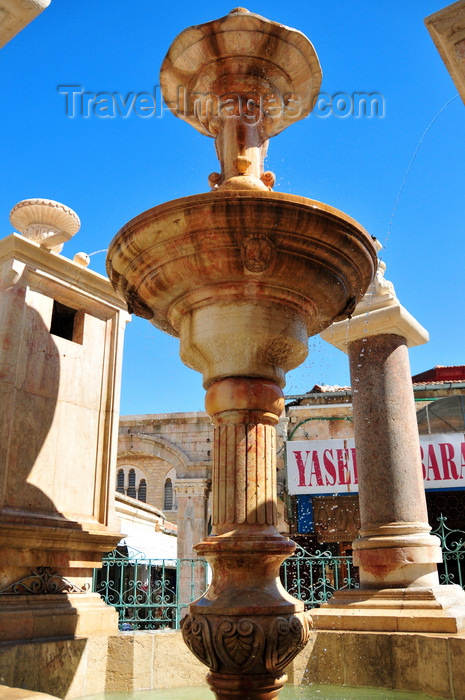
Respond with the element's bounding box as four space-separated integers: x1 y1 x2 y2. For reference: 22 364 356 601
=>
80 686 444 700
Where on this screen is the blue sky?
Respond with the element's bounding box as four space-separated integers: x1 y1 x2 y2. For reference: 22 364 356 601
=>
1 1 464 415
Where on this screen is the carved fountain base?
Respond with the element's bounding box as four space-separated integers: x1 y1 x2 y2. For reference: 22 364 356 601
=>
206 671 286 700
183 536 312 699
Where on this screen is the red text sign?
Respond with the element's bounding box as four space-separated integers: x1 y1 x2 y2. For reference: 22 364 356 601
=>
287 433 465 495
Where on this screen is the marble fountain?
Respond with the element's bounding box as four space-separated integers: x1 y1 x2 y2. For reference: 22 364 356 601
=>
106 8 377 700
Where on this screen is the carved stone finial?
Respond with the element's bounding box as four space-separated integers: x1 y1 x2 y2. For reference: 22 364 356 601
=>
372 259 396 298
10 198 80 253
359 237 397 308
261 171 276 190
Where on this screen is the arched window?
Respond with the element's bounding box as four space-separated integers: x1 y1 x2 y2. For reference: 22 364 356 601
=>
116 465 148 505
164 478 174 510
127 468 137 499
138 479 147 503
116 468 125 494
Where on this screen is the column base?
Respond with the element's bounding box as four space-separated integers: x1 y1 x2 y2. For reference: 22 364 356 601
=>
353 522 443 588
0 592 119 642
310 584 465 633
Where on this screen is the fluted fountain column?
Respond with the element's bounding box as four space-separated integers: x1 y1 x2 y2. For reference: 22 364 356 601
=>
182 377 310 699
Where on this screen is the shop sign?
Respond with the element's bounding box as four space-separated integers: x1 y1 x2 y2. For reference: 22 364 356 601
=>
286 433 465 495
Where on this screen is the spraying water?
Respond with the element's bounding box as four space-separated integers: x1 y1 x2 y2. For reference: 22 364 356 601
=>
385 93 460 248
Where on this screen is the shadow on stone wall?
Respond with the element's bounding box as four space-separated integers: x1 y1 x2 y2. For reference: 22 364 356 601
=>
1 304 73 525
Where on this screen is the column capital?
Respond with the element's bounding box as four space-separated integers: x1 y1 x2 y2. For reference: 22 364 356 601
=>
321 252 428 352
174 477 211 498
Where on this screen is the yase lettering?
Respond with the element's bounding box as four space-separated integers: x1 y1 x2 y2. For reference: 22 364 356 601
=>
287 434 465 495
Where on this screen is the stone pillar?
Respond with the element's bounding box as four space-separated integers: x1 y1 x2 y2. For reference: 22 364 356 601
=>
0 200 130 642
182 378 311 700
348 333 441 589
315 248 465 632
175 477 211 609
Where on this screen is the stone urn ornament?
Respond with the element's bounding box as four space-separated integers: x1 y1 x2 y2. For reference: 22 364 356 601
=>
107 8 377 700
10 198 80 253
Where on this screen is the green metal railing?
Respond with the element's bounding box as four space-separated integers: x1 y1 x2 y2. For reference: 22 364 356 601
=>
431 514 465 588
280 546 358 606
93 550 210 630
93 515 465 631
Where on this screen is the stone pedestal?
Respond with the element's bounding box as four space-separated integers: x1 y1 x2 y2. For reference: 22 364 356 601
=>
317 251 465 632
0 218 130 641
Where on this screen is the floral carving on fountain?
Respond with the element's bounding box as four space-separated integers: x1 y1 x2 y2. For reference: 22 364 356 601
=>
107 8 377 700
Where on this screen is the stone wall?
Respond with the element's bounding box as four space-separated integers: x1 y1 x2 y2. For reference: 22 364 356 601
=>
1 629 465 699
0 632 206 698
117 412 213 525
120 412 213 466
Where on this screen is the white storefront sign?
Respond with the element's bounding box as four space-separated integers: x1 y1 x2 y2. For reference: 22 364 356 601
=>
286 433 465 495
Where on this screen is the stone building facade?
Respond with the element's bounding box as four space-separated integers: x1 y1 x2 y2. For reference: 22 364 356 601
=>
117 412 212 560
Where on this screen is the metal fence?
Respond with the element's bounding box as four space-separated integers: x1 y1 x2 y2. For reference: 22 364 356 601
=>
280 546 358 606
432 514 465 588
93 550 210 630
93 515 465 631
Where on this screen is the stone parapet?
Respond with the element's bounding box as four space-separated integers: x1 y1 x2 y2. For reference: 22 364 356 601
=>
1 629 465 700
425 0 465 106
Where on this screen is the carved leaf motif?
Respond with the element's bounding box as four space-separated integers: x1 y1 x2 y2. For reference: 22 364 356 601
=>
181 615 218 671
276 619 293 661
266 615 311 673
224 627 253 666
215 618 265 673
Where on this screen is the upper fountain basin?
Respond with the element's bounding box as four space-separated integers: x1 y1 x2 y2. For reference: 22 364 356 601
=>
160 8 322 138
107 191 376 388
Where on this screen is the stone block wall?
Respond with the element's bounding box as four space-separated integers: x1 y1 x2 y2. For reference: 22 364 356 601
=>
1 629 465 699
0 632 206 699
120 412 214 466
